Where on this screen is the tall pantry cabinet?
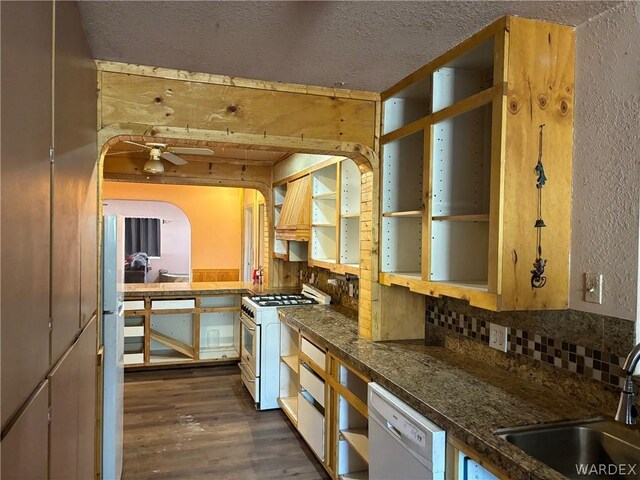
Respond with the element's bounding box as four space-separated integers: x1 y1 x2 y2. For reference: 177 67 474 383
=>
1 2 99 479
379 16 574 311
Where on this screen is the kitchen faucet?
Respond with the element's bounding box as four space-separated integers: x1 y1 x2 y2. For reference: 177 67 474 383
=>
615 343 640 425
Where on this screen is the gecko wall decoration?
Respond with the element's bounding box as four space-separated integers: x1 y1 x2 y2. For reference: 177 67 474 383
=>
531 124 548 289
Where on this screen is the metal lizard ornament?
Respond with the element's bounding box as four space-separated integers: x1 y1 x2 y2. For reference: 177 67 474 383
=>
531 124 548 289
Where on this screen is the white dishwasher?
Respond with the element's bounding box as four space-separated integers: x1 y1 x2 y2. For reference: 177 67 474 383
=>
368 383 446 480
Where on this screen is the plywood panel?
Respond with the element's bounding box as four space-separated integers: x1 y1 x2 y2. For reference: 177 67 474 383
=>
0 0 52 428
51 0 98 359
101 72 376 147
501 18 574 309
192 269 240 282
1 381 49 480
76 317 98 479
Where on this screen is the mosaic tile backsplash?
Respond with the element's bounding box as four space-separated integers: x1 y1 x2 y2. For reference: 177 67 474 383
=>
426 304 628 389
300 266 359 311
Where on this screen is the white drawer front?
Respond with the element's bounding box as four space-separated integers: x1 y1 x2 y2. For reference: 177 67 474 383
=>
124 326 145 337
124 353 144 365
300 364 325 407
297 392 325 461
124 300 145 311
301 337 325 371
151 299 195 310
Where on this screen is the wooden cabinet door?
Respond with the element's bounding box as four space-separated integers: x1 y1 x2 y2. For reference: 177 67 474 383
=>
50 318 98 480
51 0 98 361
0 0 53 429
1 382 49 480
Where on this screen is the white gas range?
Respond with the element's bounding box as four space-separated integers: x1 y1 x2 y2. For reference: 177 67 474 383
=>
239 284 331 410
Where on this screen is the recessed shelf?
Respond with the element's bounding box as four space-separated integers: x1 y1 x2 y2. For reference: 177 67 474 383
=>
281 354 299 374
341 213 360 219
432 214 489 222
313 223 336 227
340 428 369 464
382 210 422 218
279 396 298 425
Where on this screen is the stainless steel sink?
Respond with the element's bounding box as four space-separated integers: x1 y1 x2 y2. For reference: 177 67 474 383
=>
496 418 640 479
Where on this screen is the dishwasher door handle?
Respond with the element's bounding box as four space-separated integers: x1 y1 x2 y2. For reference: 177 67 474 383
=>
386 421 403 439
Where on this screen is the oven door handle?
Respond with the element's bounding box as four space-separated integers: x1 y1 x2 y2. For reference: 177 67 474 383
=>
240 314 256 332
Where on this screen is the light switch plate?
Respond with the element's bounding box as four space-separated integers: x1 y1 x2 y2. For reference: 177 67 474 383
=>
584 272 603 304
489 323 508 352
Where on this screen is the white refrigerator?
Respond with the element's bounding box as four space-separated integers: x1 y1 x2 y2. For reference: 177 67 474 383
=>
102 214 125 480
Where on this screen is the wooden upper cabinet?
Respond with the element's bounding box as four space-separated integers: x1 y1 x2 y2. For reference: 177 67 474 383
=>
379 16 574 311
276 176 311 241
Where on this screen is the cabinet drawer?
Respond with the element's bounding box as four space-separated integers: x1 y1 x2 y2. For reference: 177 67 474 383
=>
301 337 325 371
151 299 195 310
297 392 325 461
124 300 145 311
124 353 144 365
300 363 325 407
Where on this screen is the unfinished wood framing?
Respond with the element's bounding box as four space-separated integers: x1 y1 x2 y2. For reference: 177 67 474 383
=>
97 61 381 338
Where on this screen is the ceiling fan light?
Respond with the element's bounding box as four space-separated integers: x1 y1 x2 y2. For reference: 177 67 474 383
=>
143 158 164 174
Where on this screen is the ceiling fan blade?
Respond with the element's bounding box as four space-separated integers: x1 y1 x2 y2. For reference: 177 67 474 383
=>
168 147 214 156
161 151 188 165
105 149 146 156
124 140 151 149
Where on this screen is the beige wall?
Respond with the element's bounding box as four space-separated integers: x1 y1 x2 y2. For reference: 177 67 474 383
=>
571 2 640 324
104 182 243 270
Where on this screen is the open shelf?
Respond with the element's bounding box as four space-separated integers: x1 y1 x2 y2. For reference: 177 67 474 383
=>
340 216 360 266
382 130 424 214
312 164 338 196
432 36 494 112
381 216 421 274
432 214 489 222
149 349 192 364
312 197 337 225
434 279 488 291
199 346 239 360
281 354 299 374
278 396 298 425
312 224 337 264
340 428 369 464
382 210 422 218
313 191 337 199
341 159 361 216
383 75 431 134
150 329 195 359
313 223 336 227
341 213 360 218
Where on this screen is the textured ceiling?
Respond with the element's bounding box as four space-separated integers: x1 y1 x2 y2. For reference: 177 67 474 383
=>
78 1 621 92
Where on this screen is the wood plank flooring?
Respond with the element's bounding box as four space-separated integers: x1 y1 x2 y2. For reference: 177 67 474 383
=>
123 365 330 479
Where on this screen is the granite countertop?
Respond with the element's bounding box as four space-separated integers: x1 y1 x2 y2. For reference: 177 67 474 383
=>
279 305 606 480
124 281 298 297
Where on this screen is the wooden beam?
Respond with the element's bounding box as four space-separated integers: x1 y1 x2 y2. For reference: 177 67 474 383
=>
149 329 195 359
96 60 380 102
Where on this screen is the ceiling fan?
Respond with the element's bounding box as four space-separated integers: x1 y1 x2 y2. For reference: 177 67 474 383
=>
108 141 215 174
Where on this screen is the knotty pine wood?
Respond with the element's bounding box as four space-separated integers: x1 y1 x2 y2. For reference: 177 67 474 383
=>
192 268 240 282
122 366 330 479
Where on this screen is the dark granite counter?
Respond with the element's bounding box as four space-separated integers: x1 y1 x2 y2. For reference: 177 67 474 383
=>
279 305 607 480
124 282 298 297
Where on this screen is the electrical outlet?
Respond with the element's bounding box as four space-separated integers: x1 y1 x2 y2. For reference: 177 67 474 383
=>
328 278 338 286
489 323 508 352
584 272 603 304
348 283 354 297
310 273 315 284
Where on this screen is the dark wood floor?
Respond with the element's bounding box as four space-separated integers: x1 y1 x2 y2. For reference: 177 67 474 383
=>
123 365 330 479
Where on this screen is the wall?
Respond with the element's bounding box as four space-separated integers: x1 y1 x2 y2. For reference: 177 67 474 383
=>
104 182 242 272
103 199 191 281
570 1 640 323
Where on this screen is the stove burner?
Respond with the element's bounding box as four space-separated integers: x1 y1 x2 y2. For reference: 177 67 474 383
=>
249 293 318 307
